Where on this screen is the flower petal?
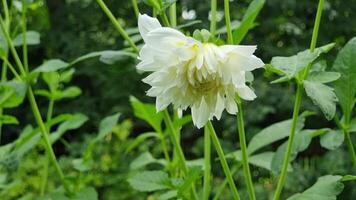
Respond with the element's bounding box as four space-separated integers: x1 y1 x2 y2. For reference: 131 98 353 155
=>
238 86 257 101
138 14 162 41
191 98 210 128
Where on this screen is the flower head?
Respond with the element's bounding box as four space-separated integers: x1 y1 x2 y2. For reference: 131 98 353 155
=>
137 14 264 128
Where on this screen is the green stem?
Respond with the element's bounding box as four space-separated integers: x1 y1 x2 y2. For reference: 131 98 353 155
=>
309 0 324 52
161 12 171 27
210 0 217 36
0 17 26 75
0 0 11 143
213 165 241 200
236 101 256 200
96 0 139 53
273 1 324 199
158 130 171 164
40 152 50 195
40 98 55 195
273 84 303 200
1 58 21 80
163 110 188 173
1 0 10 22
131 0 139 18
203 126 211 200
207 121 241 200
224 0 233 44
169 2 177 27
163 110 198 200
22 0 29 72
335 116 356 171
302 0 324 79
28 88 69 192
344 129 356 171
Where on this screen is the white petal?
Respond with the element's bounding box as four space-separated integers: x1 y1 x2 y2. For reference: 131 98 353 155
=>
225 95 238 114
238 86 257 101
156 95 170 111
191 98 210 129
214 93 225 120
146 27 187 50
220 45 257 56
138 14 162 41
225 53 264 72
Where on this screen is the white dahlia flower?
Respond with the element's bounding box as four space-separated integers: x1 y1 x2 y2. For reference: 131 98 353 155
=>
137 14 264 128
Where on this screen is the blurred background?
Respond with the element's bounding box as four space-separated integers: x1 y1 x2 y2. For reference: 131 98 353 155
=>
1 0 356 199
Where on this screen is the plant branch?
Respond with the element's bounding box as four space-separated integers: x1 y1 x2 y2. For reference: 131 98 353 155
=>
207 121 241 200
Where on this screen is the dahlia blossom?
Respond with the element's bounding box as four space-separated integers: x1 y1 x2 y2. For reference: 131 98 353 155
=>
137 14 264 128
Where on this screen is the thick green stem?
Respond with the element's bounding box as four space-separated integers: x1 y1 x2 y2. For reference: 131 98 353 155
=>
207 121 241 200
273 84 303 200
28 88 69 192
131 0 139 18
22 0 29 72
213 165 241 200
224 0 233 44
96 0 139 53
163 110 198 200
203 126 211 200
169 3 177 27
0 17 26 75
158 130 171 164
40 98 55 195
236 102 256 200
161 13 171 27
273 1 324 199
344 129 356 171
210 0 217 36
335 116 356 171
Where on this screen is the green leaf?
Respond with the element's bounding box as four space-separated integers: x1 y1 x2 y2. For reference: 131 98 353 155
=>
72 158 93 172
271 130 313 174
304 80 338 120
0 115 19 125
50 114 88 143
126 132 159 153
34 89 51 99
70 50 136 66
341 175 356 182
232 0 265 44
59 68 76 83
96 113 121 141
73 187 98 200
271 43 335 78
332 37 356 122
229 151 292 171
287 175 344 200
320 130 344 150
159 190 178 200
130 151 165 170
247 116 305 154
130 96 163 132
0 80 27 108
13 31 40 46
43 71 60 92
350 118 356 133
128 170 172 192
54 86 82 100
34 59 69 73
177 167 203 197
307 71 341 83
